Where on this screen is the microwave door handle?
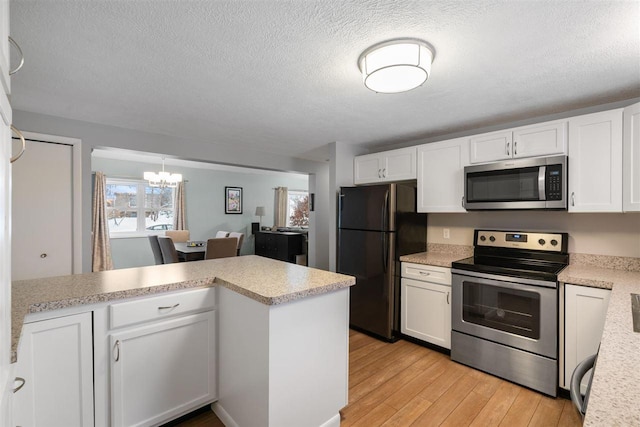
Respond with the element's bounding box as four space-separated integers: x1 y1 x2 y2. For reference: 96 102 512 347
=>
538 166 546 200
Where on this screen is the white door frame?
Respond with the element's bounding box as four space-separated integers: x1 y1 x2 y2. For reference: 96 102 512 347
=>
18 131 83 274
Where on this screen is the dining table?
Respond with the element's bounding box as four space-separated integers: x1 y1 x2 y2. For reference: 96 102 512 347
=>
174 242 206 262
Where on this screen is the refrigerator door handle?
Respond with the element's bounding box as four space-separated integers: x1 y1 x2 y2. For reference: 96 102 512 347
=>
382 189 389 230
382 232 388 273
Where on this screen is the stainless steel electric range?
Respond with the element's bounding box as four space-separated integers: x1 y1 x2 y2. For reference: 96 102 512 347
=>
451 229 568 397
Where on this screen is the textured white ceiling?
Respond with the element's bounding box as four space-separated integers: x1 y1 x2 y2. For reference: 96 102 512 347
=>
9 0 640 161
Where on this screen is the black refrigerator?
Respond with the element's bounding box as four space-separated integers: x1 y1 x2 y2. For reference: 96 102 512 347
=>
337 183 427 341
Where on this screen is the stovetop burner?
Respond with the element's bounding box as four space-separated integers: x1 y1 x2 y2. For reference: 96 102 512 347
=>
452 229 569 282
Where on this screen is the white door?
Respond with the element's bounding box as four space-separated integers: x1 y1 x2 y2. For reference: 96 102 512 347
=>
401 278 451 349
13 312 94 427
468 130 512 163
623 102 640 212
512 120 567 158
382 147 417 181
110 311 217 427
12 140 73 280
353 154 383 184
568 109 623 212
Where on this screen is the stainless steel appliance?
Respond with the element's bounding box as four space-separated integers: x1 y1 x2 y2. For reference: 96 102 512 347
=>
451 229 569 396
463 155 567 210
337 184 427 341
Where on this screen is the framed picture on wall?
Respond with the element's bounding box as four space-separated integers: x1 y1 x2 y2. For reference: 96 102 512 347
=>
225 186 243 214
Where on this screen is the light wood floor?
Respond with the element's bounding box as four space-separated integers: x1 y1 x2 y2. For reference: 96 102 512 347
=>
173 330 582 427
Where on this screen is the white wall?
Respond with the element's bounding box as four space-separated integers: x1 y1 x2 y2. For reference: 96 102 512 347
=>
92 157 308 269
13 110 330 272
428 212 640 257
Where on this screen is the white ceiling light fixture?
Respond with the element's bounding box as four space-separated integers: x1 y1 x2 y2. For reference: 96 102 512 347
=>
144 157 182 188
358 38 435 94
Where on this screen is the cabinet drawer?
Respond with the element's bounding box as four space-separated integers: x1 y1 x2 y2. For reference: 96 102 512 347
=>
401 262 451 285
109 287 216 329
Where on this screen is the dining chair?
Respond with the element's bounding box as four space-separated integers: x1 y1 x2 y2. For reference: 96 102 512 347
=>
148 235 164 265
204 237 238 260
158 236 181 263
215 231 230 238
228 232 245 256
166 230 190 243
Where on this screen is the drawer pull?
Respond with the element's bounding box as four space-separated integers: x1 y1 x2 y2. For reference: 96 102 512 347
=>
113 340 120 362
10 125 26 163
158 303 180 311
446 292 450 305
8 37 24 75
13 377 25 393
419 271 431 276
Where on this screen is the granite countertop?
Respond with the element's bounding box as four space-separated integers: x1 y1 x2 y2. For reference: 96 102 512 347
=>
399 244 473 268
11 255 354 362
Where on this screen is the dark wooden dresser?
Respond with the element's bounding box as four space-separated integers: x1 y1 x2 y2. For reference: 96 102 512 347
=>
255 231 304 264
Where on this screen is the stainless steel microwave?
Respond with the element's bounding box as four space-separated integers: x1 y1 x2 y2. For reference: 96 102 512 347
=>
463 155 567 210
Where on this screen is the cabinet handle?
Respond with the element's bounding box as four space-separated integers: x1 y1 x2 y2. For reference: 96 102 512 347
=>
571 192 575 207
419 271 431 276
461 196 465 208
158 303 180 311
10 125 26 163
446 292 450 305
382 168 386 178
8 37 24 75
506 142 510 156
514 141 517 155
378 169 382 178
13 377 25 393
113 340 120 362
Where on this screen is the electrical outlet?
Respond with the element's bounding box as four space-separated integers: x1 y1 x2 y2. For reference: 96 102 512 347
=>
443 228 450 239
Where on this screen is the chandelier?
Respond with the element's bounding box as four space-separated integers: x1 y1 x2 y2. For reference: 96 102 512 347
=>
144 158 182 188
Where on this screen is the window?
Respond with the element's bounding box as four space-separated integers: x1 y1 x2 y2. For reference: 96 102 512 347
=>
105 179 175 236
287 190 309 227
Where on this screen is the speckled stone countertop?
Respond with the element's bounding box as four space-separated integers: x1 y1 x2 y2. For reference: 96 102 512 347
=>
399 244 473 267
582 275 640 426
11 255 354 362
557 255 640 426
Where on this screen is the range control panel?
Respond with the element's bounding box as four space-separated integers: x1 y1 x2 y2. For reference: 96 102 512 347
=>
475 230 566 252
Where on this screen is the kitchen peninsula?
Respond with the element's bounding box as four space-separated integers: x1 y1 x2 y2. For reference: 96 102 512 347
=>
11 256 354 427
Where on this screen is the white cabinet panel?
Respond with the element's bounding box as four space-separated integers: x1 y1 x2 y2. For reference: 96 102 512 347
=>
0 0 10 95
563 284 610 392
568 109 623 212
110 311 216 427
417 138 468 213
469 120 567 164
354 147 416 184
623 102 640 212
469 130 512 164
401 277 451 349
13 312 94 427
513 120 567 158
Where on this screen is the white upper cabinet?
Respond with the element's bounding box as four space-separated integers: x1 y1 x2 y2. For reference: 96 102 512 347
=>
0 0 9 95
354 146 416 184
469 120 567 164
623 102 640 212
417 137 468 212
568 109 623 212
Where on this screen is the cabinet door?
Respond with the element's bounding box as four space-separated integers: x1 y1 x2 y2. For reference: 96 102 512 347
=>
382 147 417 181
13 312 94 427
417 138 468 213
110 311 216 427
623 102 640 212
469 130 512 164
401 277 451 349
568 109 623 212
353 154 383 184
512 120 567 158
0 0 9 94
564 284 610 393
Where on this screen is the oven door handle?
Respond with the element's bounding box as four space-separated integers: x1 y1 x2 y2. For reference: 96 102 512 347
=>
451 268 558 289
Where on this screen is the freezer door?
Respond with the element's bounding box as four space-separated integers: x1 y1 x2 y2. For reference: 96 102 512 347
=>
337 228 397 339
339 185 395 231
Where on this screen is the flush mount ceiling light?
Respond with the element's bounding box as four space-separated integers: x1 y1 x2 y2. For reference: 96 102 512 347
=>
358 38 435 94
144 157 182 188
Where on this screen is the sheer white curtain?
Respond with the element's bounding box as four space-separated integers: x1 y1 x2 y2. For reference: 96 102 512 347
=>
274 186 288 227
173 181 186 230
92 172 113 271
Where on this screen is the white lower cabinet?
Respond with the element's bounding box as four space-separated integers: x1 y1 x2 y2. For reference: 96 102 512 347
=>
562 284 610 392
13 312 94 427
401 263 452 349
110 311 216 427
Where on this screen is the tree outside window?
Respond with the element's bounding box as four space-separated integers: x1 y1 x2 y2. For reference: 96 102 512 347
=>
105 179 175 236
287 191 309 227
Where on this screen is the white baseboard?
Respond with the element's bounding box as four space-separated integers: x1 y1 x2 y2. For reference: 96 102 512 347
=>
211 402 239 427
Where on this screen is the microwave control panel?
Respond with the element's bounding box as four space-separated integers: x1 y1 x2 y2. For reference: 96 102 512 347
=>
545 165 563 200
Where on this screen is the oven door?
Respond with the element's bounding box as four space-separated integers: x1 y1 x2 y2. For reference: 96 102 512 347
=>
452 270 557 358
